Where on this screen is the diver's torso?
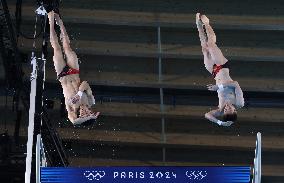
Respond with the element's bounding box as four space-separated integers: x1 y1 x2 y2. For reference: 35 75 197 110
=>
217 85 236 108
215 68 233 85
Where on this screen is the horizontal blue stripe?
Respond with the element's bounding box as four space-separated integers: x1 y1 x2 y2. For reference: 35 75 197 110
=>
41 166 250 183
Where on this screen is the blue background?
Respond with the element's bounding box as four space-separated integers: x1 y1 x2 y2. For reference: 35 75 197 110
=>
41 166 250 183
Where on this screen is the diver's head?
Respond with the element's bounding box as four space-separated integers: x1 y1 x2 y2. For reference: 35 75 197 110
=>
223 103 237 122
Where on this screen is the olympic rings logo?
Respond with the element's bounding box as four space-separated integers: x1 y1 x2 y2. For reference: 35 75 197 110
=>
186 170 207 180
83 170 106 181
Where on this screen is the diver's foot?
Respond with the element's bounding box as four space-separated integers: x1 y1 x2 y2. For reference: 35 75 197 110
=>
47 10 54 20
201 15 210 25
47 11 55 28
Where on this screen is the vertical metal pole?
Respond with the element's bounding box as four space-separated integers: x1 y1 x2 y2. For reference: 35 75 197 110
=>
257 132 261 183
25 8 39 183
25 55 37 183
26 8 48 183
158 27 162 82
158 26 166 164
253 132 261 183
41 138 47 167
36 134 41 183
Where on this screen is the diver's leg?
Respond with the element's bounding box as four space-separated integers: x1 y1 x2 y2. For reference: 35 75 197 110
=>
196 13 207 47
201 15 227 65
54 14 79 70
202 47 214 73
48 11 65 75
200 15 216 45
197 13 213 72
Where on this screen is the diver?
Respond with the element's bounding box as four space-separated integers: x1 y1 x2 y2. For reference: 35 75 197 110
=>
196 13 245 126
48 10 100 125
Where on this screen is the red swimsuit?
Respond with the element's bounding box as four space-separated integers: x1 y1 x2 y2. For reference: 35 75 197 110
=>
212 62 230 78
57 65 79 80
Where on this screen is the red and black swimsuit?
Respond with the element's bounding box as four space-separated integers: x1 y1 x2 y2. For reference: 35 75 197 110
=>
212 62 230 78
57 65 80 80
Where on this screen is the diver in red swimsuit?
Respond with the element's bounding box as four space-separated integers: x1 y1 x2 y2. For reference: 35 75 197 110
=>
48 11 99 125
196 13 244 127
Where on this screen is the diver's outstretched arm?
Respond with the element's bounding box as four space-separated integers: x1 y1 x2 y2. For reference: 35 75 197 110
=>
205 109 222 124
205 109 234 126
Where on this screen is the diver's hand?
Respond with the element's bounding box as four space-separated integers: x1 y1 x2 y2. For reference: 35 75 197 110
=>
222 121 234 126
207 84 219 91
217 120 234 127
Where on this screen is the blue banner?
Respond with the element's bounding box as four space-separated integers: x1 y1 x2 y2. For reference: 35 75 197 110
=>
41 166 250 183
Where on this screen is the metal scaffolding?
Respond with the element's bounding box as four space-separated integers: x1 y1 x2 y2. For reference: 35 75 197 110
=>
157 26 166 164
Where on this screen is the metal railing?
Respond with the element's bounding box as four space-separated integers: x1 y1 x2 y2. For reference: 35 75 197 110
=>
157 26 166 164
253 132 261 183
36 134 47 183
